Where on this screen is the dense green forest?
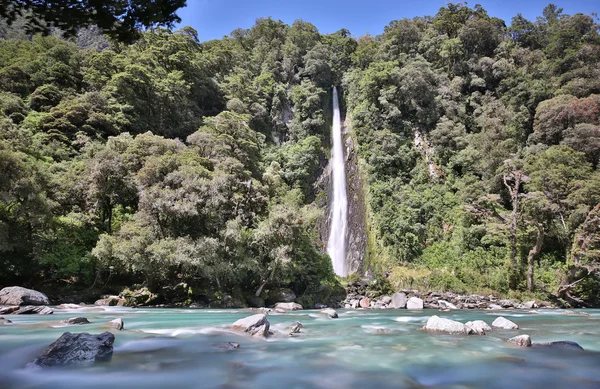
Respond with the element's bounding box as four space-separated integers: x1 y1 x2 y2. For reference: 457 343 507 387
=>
1 3 599 306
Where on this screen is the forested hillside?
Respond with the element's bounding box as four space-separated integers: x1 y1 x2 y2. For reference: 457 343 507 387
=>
1 3 599 306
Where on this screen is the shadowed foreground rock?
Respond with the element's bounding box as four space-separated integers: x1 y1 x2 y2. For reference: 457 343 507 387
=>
0 287 50 306
231 314 270 337
31 332 115 367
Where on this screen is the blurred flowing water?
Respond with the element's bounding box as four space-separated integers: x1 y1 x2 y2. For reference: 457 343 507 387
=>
1 307 600 389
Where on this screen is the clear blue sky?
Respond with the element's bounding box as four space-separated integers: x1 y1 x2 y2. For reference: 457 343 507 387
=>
176 0 599 42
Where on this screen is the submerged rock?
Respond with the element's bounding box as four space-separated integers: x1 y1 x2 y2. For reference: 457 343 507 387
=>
273 302 303 311
508 334 532 347
406 297 424 310
13 306 53 315
492 316 519 329
62 317 90 325
109 318 124 330
320 308 338 318
212 342 240 351
231 314 270 337
0 286 50 306
423 316 473 334
465 320 492 335
533 341 584 351
31 332 115 367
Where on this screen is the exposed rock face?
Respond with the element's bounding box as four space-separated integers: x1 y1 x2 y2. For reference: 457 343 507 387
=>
390 292 408 309
109 318 124 330
406 297 424 310
62 317 90 325
359 298 370 308
31 332 115 367
13 306 53 315
508 335 532 347
321 308 338 318
231 314 270 337
274 302 303 311
424 316 473 334
94 296 126 306
465 320 492 335
0 286 50 306
492 317 519 330
533 341 584 351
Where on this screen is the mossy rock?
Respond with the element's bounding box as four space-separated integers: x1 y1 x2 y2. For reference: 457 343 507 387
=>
120 287 157 306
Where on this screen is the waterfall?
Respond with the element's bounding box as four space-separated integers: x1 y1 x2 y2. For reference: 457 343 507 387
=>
327 87 348 277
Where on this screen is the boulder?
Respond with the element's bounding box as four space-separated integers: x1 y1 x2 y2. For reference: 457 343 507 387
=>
406 297 424 310
273 302 303 311
231 314 270 337
320 308 338 318
390 292 408 309
488 304 504 310
465 320 492 335
62 317 90 325
0 286 50 306
492 316 519 330
532 341 584 351
359 298 370 308
423 316 473 335
381 296 392 305
13 306 53 315
0 306 19 315
438 300 458 310
498 299 515 308
57 304 83 309
30 332 115 367
508 334 531 347
109 318 124 330
522 300 537 309
0 316 12 324
212 342 240 351
94 296 126 306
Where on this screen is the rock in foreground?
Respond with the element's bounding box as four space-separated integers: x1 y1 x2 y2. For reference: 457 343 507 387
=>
0 286 50 306
31 332 115 367
492 317 519 330
465 320 492 335
231 314 270 337
424 316 473 334
406 297 424 310
273 302 303 311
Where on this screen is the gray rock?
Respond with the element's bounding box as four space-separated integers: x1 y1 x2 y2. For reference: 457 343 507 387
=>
522 300 537 309
406 297 424 310
533 340 584 351
212 342 240 351
423 316 473 334
492 316 519 330
390 292 408 309
0 286 50 306
231 314 270 337
508 334 532 347
381 296 392 305
488 304 504 310
465 320 492 335
31 332 115 367
438 300 458 310
109 318 124 330
94 296 126 306
62 317 90 325
274 308 287 314
13 306 53 315
0 306 19 315
320 308 338 318
289 321 303 335
498 299 515 308
273 302 303 311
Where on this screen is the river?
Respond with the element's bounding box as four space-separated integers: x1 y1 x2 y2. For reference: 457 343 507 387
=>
1 307 599 388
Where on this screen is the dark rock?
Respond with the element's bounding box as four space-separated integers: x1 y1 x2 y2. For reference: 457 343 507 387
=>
212 342 240 351
0 316 12 324
533 341 584 351
245 295 265 308
390 292 408 309
0 286 50 306
62 317 90 325
13 306 53 315
231 314 270 337
30 332 115 367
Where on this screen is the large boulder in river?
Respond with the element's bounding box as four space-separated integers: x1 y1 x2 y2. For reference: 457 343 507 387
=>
13 306 53 315
406 297 424 310
390 292 408 309
320 308 338 318
274 302 303 311
508 335 531 347
31 332 115 367
109 318 124 330
465 320 492 335
492 316 519 330
423 316 473 335
0 286 50 306
231 314 270 337
62 317 90 325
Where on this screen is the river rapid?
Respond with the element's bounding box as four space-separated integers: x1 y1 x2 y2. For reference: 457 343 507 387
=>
1 307 599 389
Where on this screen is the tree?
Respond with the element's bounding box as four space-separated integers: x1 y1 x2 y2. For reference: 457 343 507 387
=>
0 0 187 42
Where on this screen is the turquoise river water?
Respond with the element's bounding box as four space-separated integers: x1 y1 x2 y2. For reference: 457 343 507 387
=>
1 307 599 388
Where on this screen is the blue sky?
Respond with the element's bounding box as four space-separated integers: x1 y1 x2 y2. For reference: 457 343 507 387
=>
176 0 599 42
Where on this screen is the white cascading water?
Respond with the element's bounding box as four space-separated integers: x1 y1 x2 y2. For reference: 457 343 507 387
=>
327 87 348 277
